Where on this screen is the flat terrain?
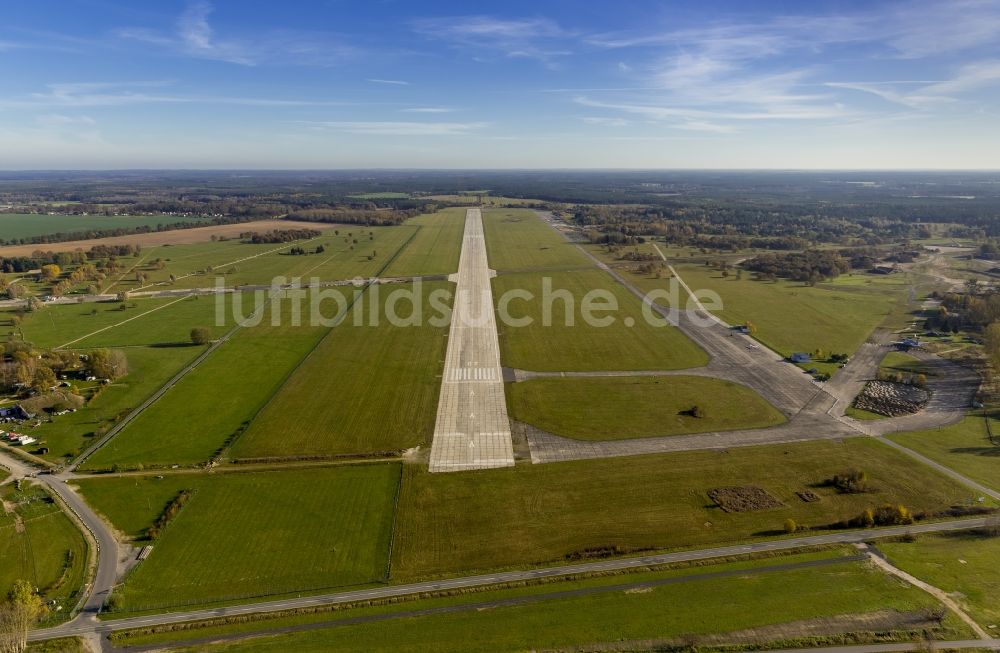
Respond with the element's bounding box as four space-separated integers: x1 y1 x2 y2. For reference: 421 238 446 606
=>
231 282 452 459
81 301 330 469
887 415 1000 492
26 345 204 461
0 482 89 616
382 207 465 277
72 464 400 612
881 531 1000 629
493 269 707 371
0 219 339 257
484 209 590 272
392 438 971 579
112 550 941 652
0 213 212 242
509 376 785 440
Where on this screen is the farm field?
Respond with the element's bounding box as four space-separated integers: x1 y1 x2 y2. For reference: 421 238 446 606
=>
382 207 465 277
100 224 417 293
881 531 1000 628
0 213 212 243
0 219 338 258
508 376 784 439
391 437 973 579
0 482 89 618
230 281 452 459
17 294 233 350
887 415 1000 492
80 299 330 469
72 464 400 612
111 549 945 652
26 345 203 461
483 209 590 272
493 269 707 371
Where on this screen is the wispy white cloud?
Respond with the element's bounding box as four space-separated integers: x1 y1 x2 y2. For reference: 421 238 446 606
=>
115 0 357 66
579 116 630 127
413 15 571 62
400 106 456 113
368 78 410 86
295 121 489 136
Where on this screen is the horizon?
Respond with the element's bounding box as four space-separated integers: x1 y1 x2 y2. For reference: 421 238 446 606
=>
2 0 1000 169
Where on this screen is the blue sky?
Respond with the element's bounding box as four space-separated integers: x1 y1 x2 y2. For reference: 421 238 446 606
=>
2 0 999 169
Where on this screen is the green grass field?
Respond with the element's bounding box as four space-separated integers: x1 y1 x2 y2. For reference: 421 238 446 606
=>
881 531 1000 628
392 437 972 579
0 213 211 242
100 225 417 293
881 351 933 375
80 299 330 469
509 376 784 439
27 345 203 461
887 415 1000 492
112 549 944 652
230 282 452 459
483 209 590 272
382 208 465 277
0 482 89 617
73 464 400 611
19 295 233 350
493 270 707 371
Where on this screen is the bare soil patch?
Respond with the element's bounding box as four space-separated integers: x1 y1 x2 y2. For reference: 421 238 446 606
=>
0 220 339 257
708 486 784 512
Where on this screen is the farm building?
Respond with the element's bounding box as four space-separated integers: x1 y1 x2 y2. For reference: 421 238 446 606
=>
0 405 33 420
789 352 811 363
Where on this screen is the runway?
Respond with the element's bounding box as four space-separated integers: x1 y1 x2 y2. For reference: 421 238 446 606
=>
429 208 515 472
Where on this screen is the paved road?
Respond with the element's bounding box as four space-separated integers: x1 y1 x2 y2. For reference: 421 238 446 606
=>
0 450 119 617
27 516 994 643
429 208 515 472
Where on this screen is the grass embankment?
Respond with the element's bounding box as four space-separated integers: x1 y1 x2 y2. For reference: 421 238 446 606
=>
73 464 400 612
508 376 784 439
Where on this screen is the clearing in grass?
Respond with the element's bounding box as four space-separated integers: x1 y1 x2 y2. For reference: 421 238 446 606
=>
508 376 784 440
72 464 400 612
392 437 973 579
230 281 452 459
493 270 707 371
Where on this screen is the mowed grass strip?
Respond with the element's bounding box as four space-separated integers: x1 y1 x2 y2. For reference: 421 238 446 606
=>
28 346 203 462
392 438 972 579
509 376 784 440
231 281 452 459
81 297 331 469
383 208 466 277
483 208 590 272
73 464 401 611
493 270 707 371
113 550 941 652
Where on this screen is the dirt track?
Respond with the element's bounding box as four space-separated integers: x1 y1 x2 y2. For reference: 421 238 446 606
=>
0 219 337 257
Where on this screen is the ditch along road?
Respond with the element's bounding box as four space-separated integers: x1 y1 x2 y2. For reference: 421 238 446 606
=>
523 211 979 464
23 515 999 643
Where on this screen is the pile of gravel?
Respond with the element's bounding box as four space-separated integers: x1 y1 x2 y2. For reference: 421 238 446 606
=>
854 380 929 417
